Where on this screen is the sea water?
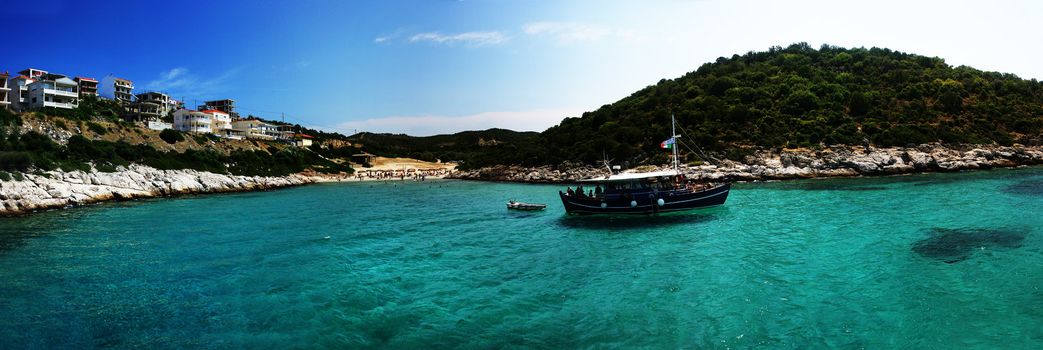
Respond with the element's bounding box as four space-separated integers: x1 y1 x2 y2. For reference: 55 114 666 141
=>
1 168 1042 348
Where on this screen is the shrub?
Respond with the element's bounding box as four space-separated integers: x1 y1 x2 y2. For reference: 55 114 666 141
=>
95 162 118 173
0 171 10 181
0 152 34 171
160 129 184 144
88 122 108 135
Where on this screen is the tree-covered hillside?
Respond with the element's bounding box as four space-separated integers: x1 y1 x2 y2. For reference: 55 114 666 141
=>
534 43 1043 164
349 129 539 163
337 43 1043 169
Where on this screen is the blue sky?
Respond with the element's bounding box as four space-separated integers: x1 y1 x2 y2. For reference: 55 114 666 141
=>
5 0 1043 135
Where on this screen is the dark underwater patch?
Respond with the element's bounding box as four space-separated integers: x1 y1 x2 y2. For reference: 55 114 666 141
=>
912 227 1028 263
1002 178 1043 196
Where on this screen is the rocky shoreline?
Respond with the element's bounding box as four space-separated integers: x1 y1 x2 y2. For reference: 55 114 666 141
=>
0 164 319 217
447 143 1043 183
4 143 1042 217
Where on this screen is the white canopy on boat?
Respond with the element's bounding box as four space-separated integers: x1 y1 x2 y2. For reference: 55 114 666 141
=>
579 170 679 182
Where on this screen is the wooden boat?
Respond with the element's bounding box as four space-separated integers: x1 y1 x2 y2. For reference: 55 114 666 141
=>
558 114 730 215
559 170 729 215
507 200 547 211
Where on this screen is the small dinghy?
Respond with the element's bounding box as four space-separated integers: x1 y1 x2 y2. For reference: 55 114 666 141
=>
507 200 547 211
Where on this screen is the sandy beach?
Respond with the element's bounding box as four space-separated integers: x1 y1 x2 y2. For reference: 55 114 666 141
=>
346 157 457 182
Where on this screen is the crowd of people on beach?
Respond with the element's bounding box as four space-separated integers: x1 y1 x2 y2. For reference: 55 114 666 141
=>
354 168 452 181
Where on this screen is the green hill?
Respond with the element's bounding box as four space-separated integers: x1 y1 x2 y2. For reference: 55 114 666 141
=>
349 128 539 163
391 43 1043 169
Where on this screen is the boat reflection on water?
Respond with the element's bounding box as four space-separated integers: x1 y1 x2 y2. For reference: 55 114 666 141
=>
557 210 719 229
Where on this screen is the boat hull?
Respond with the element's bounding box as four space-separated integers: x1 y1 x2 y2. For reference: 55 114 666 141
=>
559 183 730 215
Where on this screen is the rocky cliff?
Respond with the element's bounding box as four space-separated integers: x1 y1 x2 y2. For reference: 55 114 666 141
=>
0 164 315 216
448 144 1043 183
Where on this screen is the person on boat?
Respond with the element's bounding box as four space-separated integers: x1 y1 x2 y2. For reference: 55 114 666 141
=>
595 185 603 196
566 187 575 196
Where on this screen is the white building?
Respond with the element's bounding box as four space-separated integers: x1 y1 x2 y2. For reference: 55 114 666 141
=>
27 73 79 109
173 109 212 134
8 68 47 111
0 71 10 110
7 75 33 111
291 133 315 147
232 119 278 140
202 109 241 139
99 75 134 103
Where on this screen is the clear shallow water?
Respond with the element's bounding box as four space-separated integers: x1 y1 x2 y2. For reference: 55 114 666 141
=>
1 168 1043 349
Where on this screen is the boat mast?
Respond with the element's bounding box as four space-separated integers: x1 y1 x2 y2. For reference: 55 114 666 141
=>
671 114 679 172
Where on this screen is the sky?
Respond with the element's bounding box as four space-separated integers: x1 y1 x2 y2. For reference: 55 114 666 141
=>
5 0 1043 136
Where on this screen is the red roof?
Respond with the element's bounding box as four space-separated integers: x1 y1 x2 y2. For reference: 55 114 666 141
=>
75 77 98 82
201 109 229 115
299 134 315 139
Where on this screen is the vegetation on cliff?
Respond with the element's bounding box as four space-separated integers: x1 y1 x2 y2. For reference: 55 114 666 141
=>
0 108 352 177
358 43 1043 169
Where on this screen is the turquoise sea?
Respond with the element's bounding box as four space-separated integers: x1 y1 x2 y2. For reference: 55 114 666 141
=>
1 168 1043 348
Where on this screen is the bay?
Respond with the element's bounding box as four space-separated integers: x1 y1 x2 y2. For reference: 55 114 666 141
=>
1 167 1042 348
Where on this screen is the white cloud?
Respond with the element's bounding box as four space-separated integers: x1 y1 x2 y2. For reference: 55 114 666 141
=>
333 107 586 136
408 31 507 47
523 22 616 44
374 36 391 43
145 67 193 91
144 67 242 99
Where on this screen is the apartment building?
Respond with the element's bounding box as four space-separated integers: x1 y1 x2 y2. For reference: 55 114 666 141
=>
7 75 33 111
0 71 10 110
170 98 185 111
136 92 172 114
74 77 98 98
99 75 134 103
7 68 47 111
202 109 231 130
231 118 278 140
26 73 79 109
197 99 238 119
130 101 162 121
173 109 212 134
19 68 47 80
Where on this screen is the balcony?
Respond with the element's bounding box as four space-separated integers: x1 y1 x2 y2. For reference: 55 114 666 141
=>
43 101 77 109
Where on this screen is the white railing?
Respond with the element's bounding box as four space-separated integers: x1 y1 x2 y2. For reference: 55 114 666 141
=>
45 89 79 98
43 101 77 109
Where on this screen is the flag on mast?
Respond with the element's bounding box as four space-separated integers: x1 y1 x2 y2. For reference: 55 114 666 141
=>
659 137 675 149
